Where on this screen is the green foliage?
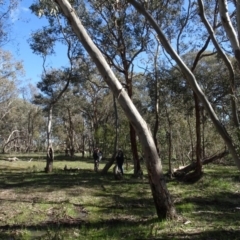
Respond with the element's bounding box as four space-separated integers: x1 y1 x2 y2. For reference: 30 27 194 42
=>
0 0 19 45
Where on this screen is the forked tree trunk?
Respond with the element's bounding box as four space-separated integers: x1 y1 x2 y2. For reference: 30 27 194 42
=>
55 0 177 219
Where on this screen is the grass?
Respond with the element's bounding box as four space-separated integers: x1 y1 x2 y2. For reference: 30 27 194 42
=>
0 153 239 239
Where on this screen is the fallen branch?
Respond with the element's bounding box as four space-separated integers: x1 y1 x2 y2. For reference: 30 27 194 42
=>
63 165 80 172
7 157 19 162
174 149 229 177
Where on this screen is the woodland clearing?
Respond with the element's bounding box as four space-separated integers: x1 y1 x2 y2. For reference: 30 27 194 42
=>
0 153 239 240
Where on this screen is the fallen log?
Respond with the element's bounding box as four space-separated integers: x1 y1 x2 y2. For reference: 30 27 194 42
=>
6 157 19 162
174 149 229 178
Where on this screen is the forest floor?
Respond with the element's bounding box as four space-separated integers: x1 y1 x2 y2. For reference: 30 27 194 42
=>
0 153 239 240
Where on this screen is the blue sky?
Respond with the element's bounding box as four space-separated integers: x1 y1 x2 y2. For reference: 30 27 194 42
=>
4 0 69 88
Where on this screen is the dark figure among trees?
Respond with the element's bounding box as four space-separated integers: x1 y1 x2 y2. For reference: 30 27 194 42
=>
116 149 124 175
93 148 102 172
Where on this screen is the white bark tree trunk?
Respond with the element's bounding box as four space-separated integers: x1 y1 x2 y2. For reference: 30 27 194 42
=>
218 0 240 62
128 0 240 170
54 0 177 219
45 105 54 172
198 0 240 128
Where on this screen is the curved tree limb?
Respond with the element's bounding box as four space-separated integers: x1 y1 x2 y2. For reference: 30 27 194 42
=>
128 0 240 170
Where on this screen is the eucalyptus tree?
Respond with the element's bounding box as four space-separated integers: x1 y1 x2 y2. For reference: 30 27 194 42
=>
54 87 90 157
0 49 24 118
156 54 230 169
198 0 240 138
29 2 88 171
55 92 78 157
0 49 24 105
37 0 177 219
54 88 89 157
0 0 19 46
145 39 161 156
69 0 153 175
101 93 120 173
0 76 17 121
128 0 240 171
143 0 220 176
33 69 72 172
72 58 111 150
0 49 25 153
1 99 44 153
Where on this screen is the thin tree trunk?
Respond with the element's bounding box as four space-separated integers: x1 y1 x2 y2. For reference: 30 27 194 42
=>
198 0 240 130
130 123 141 175
82 120 85 158
153 41 160 156
45 105 54 173
67 108 74 157
194 93 202 174
218 0 240 64
168 130 172 174
202 107 206 158
165 104 173 174
55 0 177 219
186 113 194 161
101 94 119 174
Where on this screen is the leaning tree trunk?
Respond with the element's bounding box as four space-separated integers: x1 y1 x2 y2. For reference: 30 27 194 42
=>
218 0 240 65
55 0 177 219
198 0 240 133
129 0 240 170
